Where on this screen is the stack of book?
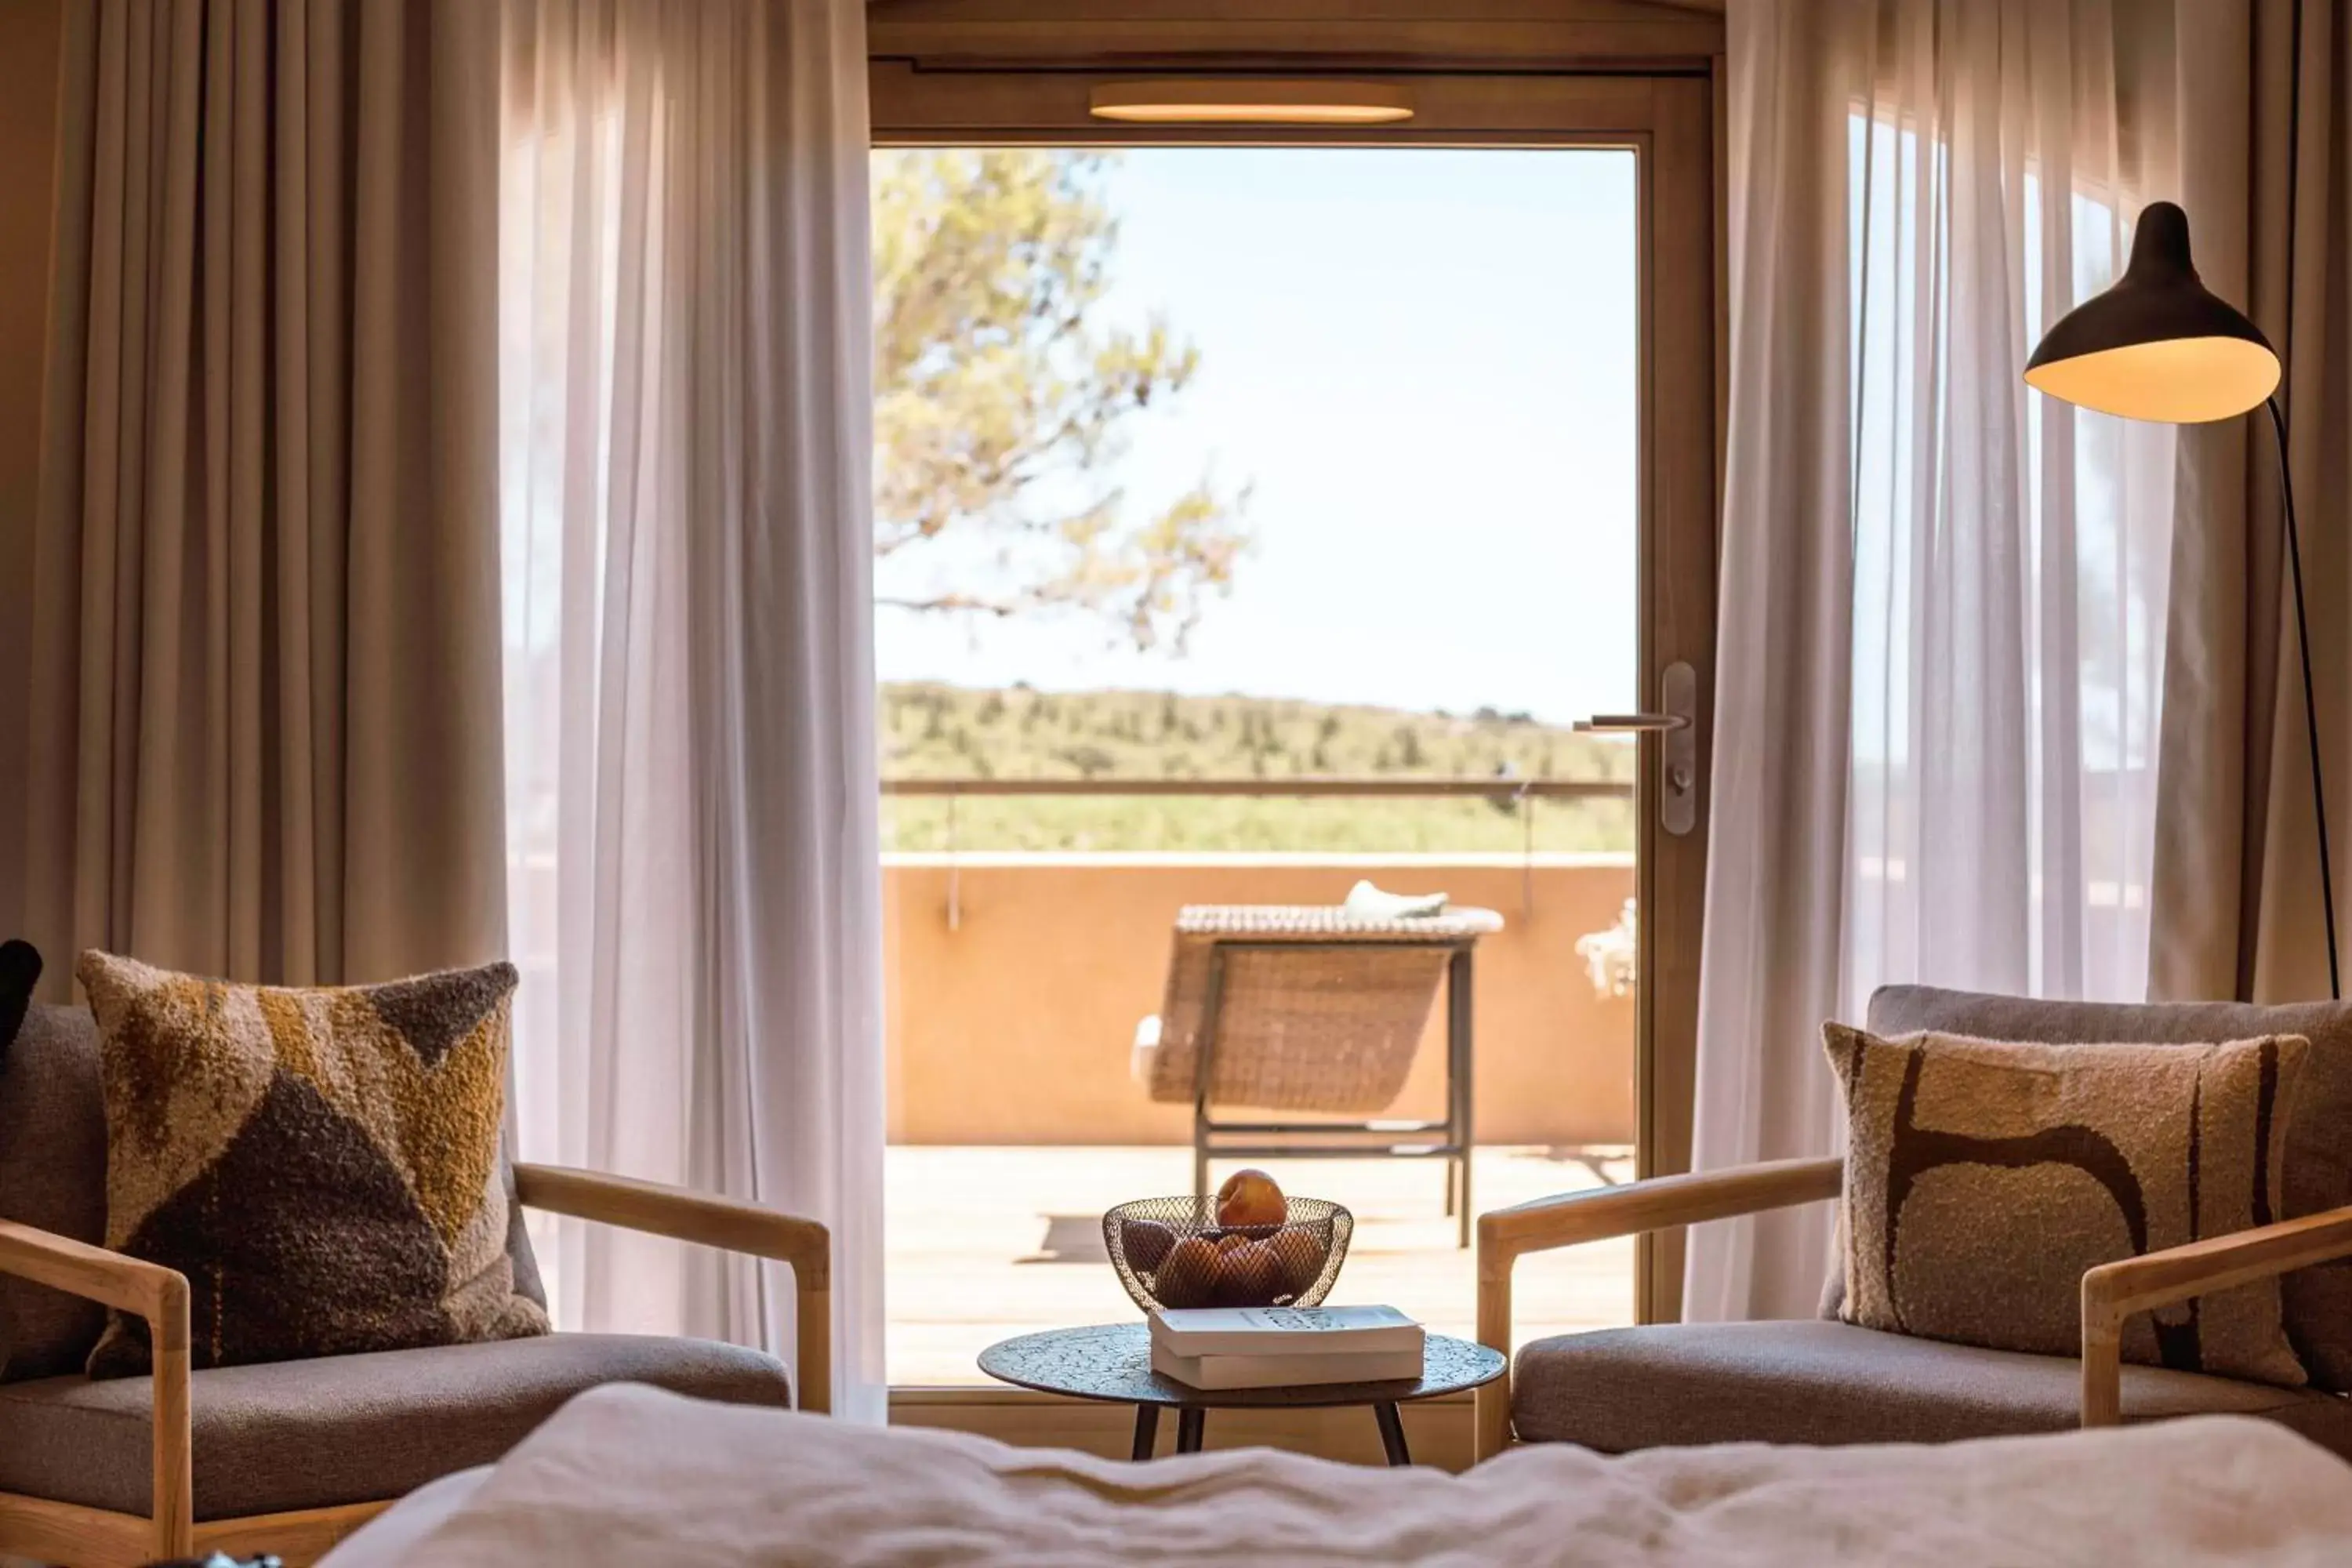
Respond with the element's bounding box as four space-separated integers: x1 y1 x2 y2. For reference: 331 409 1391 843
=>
1149 1305 1425 1390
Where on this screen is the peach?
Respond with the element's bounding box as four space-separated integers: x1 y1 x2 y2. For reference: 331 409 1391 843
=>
1213 1240 1286 1306
1153 1236 1221 1308
1267 1225 1328 1298
1121 1218 1178 1272
1215 1168 1287 1230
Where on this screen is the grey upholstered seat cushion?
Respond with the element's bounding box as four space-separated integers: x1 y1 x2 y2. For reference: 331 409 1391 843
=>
1842 985 2352 1391
0 1333 790 1519
0 1003 111 1381
1513 1320 2352 1456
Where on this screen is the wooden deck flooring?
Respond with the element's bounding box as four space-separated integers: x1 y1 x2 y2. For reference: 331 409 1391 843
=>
885 1144 1636 1385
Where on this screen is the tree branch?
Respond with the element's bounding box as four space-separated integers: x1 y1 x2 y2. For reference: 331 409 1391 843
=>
875 593 1024 619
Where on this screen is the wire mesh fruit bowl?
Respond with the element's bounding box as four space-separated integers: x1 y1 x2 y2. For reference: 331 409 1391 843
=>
1102 1196 1353 1312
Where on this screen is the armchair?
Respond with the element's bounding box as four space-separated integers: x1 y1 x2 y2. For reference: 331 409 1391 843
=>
1474 1156 1841 1458
1475 985 2352 1464
0 1001 831 1568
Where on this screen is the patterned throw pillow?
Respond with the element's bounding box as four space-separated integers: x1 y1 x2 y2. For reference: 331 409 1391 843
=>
1825 1024 2309 1388
78 952 550 1377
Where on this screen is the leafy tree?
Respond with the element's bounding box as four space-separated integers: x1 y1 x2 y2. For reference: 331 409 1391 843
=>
1058 744 1118 779
872 150 1249 652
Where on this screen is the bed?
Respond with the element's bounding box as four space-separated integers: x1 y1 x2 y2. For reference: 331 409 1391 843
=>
321 1383 2352 1566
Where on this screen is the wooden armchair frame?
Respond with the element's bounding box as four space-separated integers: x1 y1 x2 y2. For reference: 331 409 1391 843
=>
1473 1155 2352 1462
0 1163 832 1568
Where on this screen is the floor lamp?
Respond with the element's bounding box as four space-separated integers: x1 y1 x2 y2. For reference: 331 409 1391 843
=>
2024 199 2339 1000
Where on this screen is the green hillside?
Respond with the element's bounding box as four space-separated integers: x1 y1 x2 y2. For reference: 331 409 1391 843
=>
879 683 1635 853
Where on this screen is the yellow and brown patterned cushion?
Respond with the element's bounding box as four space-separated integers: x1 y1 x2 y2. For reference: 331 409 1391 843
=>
1824 1024 2309 1388
78 952 549 1377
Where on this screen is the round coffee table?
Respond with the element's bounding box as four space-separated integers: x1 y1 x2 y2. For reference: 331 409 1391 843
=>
977 1322 1504 1466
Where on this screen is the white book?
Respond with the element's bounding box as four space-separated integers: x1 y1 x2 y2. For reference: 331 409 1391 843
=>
1150 1305 1423 1359
1150 1341 1425 1391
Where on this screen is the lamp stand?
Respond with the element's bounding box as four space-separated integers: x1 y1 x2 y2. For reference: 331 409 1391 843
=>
2266 395 2341 1000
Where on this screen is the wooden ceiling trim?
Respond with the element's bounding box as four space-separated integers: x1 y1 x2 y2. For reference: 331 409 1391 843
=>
868 1 1725 71
869 62 1664 138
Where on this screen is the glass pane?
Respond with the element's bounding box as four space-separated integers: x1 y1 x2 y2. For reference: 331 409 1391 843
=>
873 147 1641 1382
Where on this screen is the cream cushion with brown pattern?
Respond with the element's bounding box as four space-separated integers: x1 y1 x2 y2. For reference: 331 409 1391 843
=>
1849 985 2352 1391
1824 1024 2310 1388
78 952 549 1377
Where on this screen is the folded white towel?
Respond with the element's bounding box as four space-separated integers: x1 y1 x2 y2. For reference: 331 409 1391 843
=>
1341 880 1447 920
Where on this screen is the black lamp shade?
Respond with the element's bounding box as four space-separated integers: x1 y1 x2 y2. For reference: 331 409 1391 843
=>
2024 201 2280 423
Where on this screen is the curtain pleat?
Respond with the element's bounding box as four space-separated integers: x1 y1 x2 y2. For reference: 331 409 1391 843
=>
1681 0 1867 1326
498 0 884 1421
2151 0 2352 1007
20 0 505 989
1690 0 2187 1319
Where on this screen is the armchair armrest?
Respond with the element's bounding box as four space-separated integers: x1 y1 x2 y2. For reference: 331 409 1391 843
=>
1474 1156 1843 1461
0 1221 191 1559
2080 1203 2352 1428
511 1163 833 1415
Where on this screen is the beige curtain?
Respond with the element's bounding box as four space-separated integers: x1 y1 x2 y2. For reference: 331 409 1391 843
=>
2151 0 2352 1005
20 0 506 992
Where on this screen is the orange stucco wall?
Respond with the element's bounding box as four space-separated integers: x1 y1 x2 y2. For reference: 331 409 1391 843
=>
883 855 1637 1147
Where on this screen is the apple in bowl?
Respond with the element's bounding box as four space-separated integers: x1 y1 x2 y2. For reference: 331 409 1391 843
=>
1152 1236 1223 1308
1215 1167 1288 1230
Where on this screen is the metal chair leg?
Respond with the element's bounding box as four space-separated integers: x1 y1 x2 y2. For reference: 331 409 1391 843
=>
1450 946 1475 1250
1457 1152 1472 1250
1192 948 1229 1208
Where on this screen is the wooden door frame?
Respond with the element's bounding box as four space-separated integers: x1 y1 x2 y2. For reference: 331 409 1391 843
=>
1633 72 1715 1322
870 56 1721 1334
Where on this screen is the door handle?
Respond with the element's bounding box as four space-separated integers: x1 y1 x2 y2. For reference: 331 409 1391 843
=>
1574 713 1688 733
1575 661 1698 837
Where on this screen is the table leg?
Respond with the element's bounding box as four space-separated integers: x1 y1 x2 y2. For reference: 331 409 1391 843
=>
1175 1407 1207 1454
1131 1405 1160 1461
1374 1401 1411 1467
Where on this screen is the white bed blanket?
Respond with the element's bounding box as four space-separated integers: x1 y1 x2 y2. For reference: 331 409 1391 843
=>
326 1384 2352 1566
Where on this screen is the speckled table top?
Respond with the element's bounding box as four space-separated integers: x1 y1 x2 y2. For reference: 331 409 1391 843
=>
977 1321 1504 1410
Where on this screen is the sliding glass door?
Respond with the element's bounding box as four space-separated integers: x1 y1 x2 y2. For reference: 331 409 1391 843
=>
869 69 1719 1387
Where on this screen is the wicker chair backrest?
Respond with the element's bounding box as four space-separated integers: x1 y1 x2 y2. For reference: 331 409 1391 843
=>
1143 905 1501 1115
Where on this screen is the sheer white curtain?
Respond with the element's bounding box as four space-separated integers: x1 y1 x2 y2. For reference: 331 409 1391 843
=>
1687 0 2186 1320
495 0 883 1417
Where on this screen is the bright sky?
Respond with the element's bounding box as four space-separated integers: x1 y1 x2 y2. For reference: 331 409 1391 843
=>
874 147 1640 727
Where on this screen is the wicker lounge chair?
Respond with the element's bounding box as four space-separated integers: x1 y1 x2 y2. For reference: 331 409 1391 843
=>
1131 903 1504 1247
